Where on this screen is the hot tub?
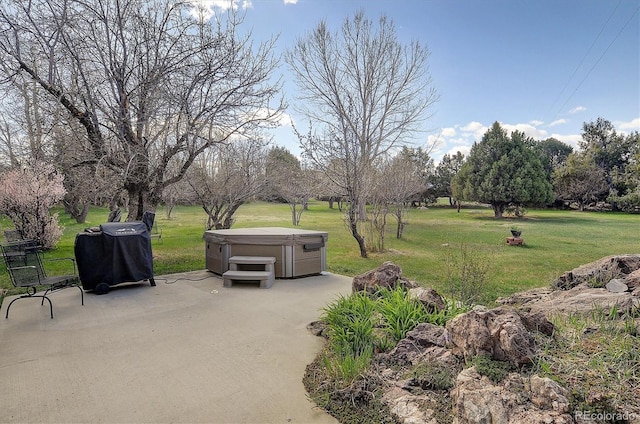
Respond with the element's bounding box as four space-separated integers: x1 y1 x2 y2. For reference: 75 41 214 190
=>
203 227 328 278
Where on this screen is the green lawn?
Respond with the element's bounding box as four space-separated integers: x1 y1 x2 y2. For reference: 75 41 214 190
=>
1 201 639 303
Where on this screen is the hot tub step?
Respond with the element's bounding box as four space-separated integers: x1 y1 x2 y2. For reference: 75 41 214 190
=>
222 270 274 289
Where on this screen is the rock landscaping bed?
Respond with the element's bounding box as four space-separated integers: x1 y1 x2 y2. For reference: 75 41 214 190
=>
305 257 640 424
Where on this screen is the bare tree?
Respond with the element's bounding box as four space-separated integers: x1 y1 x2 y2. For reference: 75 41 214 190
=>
187 138 268 230
287 11 438 257
0 0 283 220
265 146 318 225
380 153 428 240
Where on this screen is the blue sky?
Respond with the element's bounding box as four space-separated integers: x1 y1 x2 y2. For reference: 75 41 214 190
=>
199 0 640 162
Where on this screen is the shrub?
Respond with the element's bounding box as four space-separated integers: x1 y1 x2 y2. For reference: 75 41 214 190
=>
471 355 513 383
441 242 493 306
408 361 456 390
0 162 65 249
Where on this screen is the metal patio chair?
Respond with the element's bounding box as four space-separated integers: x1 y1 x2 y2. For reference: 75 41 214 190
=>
2 241 84 319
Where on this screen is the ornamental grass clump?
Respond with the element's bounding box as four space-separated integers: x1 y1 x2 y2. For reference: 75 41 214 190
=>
321 292 377 383
376 286 430 342
320 286 464 385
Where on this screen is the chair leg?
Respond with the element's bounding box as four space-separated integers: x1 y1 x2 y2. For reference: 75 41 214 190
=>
5 295 53 319
40 284 84 306
76 285 84 305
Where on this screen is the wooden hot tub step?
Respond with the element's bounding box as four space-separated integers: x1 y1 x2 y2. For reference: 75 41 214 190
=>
222 270 274 289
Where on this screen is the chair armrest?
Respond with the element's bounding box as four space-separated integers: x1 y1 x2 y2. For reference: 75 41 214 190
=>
43 257 77 275
8 265 37 271
7 265 42 284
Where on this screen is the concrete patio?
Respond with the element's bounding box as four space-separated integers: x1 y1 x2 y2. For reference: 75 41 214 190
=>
0 270 352 423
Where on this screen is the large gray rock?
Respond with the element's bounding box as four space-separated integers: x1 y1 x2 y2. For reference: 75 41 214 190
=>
352 261 417 293
386 323 458 367
382 387 439 424
606 278 628 293
497 284 640 317
409 287 446 312
515 310 555 336
451 367 510 424
529 375 570 413
451 368 575 424
552 254 640 290
627 269 640 290
445 308 536 367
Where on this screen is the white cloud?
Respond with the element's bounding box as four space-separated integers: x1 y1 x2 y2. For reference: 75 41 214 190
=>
189 0 250 20
569 106 586 114
461 121 484 132
445 144 472 158
253 108 292 127
529 120 544 127
426 134 441 147
284 0 298 3
459 121 488 141
550 133 582 148
276 111 294 127
615 117 640 133
441 127 456 137
549 119 567 127
501 122 548 140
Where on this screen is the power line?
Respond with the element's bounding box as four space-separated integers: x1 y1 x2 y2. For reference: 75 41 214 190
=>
548 0 622 117
554 5 639 118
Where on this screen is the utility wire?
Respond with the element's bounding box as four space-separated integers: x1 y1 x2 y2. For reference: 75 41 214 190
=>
554 5 640 118
548 0 622 117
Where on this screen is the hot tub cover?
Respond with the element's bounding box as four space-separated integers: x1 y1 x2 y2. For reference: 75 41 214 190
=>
203 227 328 246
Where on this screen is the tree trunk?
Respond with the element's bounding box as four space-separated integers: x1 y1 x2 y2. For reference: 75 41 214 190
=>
77 203 90 224
492 203 504 218
126 187 156 221
396 220 404 239
63 199 90 224
347 205 367 258
356 194 367 221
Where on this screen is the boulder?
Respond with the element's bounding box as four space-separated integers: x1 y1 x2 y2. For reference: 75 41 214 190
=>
529 375 570 413
498 284 640 317
385 323 458 367
352 261 417 293
451 367 510 424
445 308 536 367
409 287 446 312
626 269 640 289
515 310 555 337
452 368 575 424
606 278 628 293
382 387 439 424
552 254 640 290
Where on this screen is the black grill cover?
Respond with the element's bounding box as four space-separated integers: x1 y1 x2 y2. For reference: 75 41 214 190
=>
75 222 154 290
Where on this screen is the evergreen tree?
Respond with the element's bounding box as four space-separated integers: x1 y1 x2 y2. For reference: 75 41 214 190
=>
430 151 465 205
453 122 553 218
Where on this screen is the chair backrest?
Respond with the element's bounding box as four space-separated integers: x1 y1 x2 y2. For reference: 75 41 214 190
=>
107 208 122 222
1 243 45 288
142 211 155 231
4 229 22 242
